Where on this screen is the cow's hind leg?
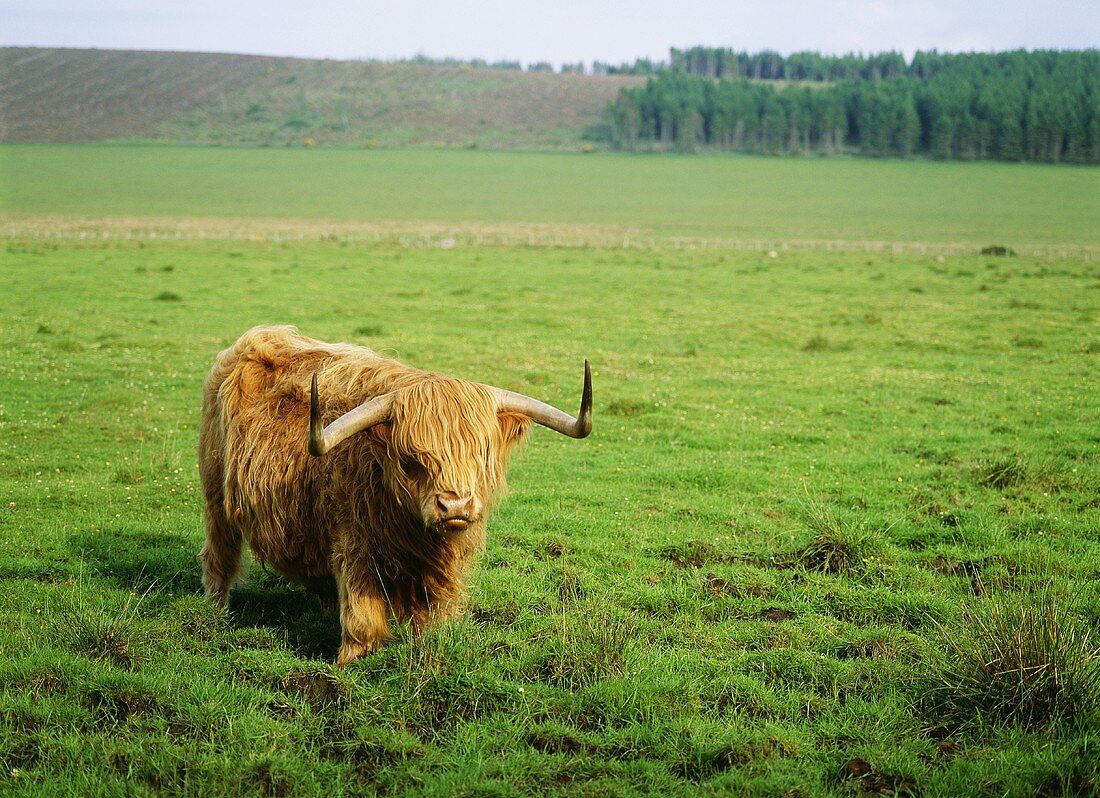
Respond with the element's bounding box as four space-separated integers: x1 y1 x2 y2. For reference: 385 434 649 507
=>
199 501 243 607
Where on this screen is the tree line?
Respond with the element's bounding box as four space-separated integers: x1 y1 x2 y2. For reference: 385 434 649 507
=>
670 47 910 82
608 49 1100 163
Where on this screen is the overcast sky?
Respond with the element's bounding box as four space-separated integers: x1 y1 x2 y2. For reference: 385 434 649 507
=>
3 1 1098 67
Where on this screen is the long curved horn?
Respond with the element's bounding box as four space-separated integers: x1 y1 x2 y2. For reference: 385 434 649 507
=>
308 373 395 456
492 360 592 439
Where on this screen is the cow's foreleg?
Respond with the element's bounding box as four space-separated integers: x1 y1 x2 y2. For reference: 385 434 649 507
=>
409 585 465 637
334 561 391 666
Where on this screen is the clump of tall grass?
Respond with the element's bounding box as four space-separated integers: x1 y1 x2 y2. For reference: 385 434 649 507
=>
393 617 517 735
792 498 881 575
280 668 348 710
801 334 831 352
924 594 1100 731
532 600 640 692
974 457 1030 490
48 582 158 669
798 532 862 575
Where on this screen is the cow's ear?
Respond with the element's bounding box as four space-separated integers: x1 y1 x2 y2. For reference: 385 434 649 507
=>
497 412 530 443
369 422 392 445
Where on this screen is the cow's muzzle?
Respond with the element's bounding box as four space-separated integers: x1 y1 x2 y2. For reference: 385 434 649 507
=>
432 491 479 532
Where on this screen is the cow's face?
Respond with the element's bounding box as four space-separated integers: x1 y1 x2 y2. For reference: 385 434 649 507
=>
374 378 529 533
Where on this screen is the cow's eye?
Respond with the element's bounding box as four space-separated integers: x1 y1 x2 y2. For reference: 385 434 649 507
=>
401 456 426 479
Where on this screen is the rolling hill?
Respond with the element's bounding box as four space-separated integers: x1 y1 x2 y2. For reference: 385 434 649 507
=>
0 47 643 148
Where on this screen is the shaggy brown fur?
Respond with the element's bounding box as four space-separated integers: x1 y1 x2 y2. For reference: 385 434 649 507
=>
199 325 531 665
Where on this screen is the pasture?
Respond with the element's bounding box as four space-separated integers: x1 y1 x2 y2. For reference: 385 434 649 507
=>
3 144 1099 249
1 146 1098 796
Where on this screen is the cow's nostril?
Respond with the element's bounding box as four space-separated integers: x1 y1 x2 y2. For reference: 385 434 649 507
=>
436 492 470 516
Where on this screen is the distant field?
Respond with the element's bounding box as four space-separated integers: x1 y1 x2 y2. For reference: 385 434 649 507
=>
2 144 1098 250
0 48 637 148
1 235 1098 795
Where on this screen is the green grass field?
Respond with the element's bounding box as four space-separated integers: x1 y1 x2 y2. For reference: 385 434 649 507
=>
1 146 1099 796
3 144 1099 249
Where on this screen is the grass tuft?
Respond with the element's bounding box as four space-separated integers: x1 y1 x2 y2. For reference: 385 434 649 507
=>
975 457 1030 490
533 601 639 691
607 399 648 417
280 668 348 710
317 726 422 783
924 593 1100 731
837 757 918 796
83 683 161 723
795 502 876 575
660 540 723 568
801 334 853 352
798 534 856 574
112 467 145 485
48 583 159 669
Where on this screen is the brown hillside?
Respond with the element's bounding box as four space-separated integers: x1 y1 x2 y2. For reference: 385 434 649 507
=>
0 47 644 148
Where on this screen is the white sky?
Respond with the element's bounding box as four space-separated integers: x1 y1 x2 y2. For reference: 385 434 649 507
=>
2 1 1098 67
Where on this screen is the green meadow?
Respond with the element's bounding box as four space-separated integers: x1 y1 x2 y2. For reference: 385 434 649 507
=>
2 144 1099 248
1 146 1099 796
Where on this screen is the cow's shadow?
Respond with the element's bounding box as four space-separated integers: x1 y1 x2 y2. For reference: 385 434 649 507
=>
66 526 340 660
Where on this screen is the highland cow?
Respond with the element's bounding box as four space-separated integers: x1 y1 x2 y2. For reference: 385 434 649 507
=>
199 326 591 666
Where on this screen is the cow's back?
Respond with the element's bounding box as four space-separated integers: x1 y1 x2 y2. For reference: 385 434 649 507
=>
199 326 370 582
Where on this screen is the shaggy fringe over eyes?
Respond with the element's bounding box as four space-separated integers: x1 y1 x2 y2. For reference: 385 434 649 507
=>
387 377 510 492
